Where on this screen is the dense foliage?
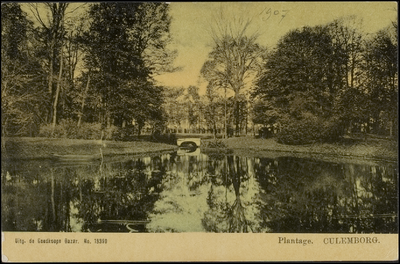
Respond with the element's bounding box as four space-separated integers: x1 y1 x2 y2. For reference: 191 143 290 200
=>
2 3 175 138
253 18 398 144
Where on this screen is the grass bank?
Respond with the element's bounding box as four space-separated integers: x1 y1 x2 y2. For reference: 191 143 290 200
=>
204 135 397 161
2 137 177 160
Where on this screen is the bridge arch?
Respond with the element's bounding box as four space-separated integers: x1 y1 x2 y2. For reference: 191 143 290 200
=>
177 138 201 147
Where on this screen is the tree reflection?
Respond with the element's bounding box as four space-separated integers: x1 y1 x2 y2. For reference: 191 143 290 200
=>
76 157 166 232
147 154 211 232
1 153 397 233
202 156 266 233
226 156 248 232
1 156 168 232
253 157 398 233
1 163 78 232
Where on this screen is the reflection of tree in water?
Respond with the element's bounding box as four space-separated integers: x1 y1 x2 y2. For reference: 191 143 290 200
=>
2 154 397 233
147 154 211 232
337 163 398 233
253 157 398 233
226 156 249 232
1 162 81 232
2 165 49 231
77 157 166 232
202 156 266 233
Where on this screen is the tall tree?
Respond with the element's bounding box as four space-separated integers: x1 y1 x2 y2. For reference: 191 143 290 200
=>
163 86 186 133
201 8 265 136
82 3 174 131
27 3 69 128
364 25 398 136
186 86 200 132
326 16 368 133
256 26 337 119
204 84 224 138
1 3 47 138
328 16 364 91
133 3 178 76
254 25 349 144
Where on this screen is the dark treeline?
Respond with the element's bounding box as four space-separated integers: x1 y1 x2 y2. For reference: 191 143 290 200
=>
2 3 175 140
1 4 398 144
253 16 398 144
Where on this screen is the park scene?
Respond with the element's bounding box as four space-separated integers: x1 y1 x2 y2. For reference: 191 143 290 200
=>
1 2 397 233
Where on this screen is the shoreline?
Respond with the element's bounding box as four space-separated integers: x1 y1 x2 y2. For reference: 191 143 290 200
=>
2 137 178 161
1 136 397 162
213 136 398 162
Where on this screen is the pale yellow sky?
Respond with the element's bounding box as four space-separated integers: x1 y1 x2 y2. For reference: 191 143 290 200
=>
154 2 397 95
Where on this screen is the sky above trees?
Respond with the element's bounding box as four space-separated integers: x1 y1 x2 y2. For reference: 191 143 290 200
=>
154 2 397 94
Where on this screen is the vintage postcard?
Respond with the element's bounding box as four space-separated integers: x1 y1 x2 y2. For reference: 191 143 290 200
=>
1 2 398 262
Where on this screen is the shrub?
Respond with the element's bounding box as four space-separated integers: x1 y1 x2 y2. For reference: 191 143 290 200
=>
277 115 324 145
204 139 228 149
61 119 79 138
77 122 102 140
102 125 118 140
320 117 345 142
39 123 66 138
151 132 177 145
277 114 346 145
114 126 137 141
202 139 233 157
39 120 102 140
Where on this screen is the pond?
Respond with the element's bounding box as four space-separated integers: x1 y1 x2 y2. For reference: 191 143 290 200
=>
1 149 398 233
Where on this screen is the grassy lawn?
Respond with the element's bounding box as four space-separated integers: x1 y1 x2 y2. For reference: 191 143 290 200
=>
2 137 177 160
2 134 397 161
204 135 397 161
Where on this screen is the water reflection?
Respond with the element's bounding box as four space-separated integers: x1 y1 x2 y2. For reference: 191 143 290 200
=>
1 151 398 233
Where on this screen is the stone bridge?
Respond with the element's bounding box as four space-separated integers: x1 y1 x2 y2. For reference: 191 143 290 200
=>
176 138 201 148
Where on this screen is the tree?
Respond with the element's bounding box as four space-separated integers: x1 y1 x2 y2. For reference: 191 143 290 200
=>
257 26 338 117
133 3 178 76
328 16 364 91
363 25 398 136
62 15 88 124
1 3 47 138
186 86 200 132
81 3 174 131
254 25 351 143
26 3 70 130
163 86 186 132
204 84 224 137
201 8 265 136
327 16 368 133
252 99 281 137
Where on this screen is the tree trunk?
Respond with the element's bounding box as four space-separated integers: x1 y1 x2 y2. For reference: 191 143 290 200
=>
235 98 239 136
107 115 111 128
77 73 90 128
50 169 56 225
224 88 227 139
47 44 54 124
137 124 143 137
1 126 7 159
51 37 64 135
213 122 217 139
245 111 248 135
48 44 54 94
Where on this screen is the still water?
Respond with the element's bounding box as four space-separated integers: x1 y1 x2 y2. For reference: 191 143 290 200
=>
2 149 398 233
